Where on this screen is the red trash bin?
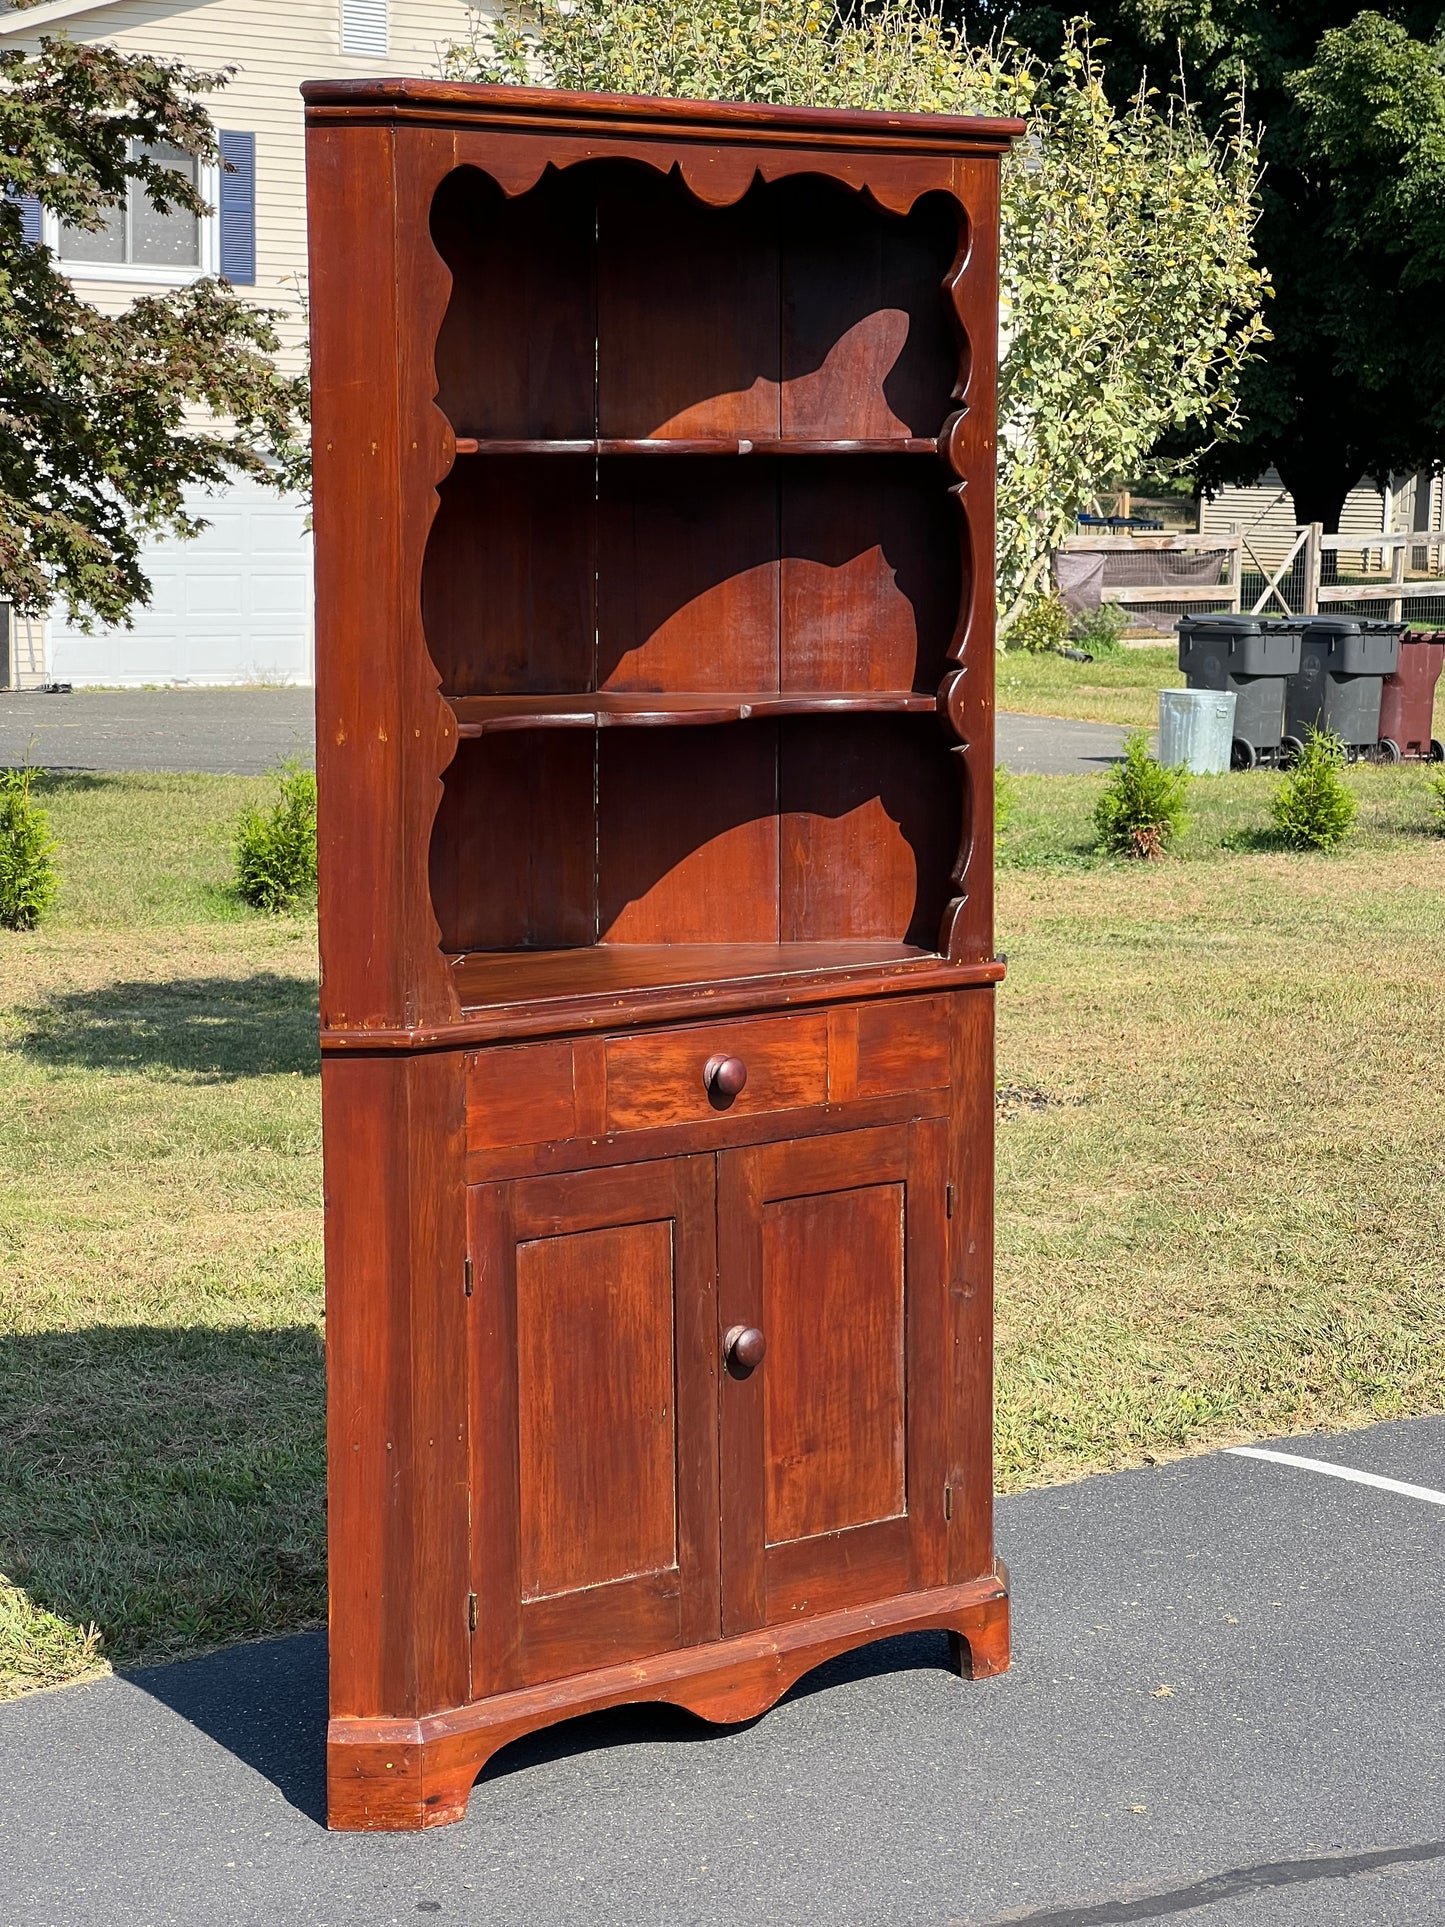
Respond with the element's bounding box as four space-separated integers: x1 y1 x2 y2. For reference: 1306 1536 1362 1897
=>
1378 630 1445 762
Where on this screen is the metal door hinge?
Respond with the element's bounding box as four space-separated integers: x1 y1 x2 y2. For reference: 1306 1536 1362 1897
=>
944 1485 953 1521
464 1256 473 1298
945 1182 956 1219
467 1591 478 1632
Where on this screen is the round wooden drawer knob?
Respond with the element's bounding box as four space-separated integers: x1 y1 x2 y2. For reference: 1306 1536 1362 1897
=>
704 1054 748 1101
724 1324 767 1376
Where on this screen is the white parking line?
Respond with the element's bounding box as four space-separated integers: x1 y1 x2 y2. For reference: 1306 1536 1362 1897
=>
1227 1446 1445 1507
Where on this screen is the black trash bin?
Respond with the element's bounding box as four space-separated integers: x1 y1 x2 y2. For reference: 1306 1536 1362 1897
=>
1285 618 1402 758
1176 615 1302 769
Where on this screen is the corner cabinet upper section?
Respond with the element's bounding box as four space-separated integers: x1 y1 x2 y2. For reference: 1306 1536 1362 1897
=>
304 81 1022 1043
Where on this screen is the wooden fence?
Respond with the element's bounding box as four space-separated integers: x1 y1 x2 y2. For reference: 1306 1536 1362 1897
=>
1056 532 1243 614
1060 525 1445 624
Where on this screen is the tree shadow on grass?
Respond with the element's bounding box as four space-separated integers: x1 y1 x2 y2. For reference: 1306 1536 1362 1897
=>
1216 827 1291 854
14 973 319 1080
1 1324 327 1816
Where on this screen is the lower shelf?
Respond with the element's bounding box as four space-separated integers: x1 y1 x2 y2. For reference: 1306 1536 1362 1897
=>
320 947 1005 1050
451 940 935 1006
326 1569 1011 1831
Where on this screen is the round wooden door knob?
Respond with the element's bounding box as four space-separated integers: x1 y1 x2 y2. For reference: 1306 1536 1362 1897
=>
724 1324 767 1375
704 1054 748 1100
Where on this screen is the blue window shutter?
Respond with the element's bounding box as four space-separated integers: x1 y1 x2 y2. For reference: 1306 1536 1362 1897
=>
217 130 255 284
11 193 42 245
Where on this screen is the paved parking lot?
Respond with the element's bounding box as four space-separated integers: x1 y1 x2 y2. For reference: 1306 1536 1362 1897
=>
2 1415 1441 1926
0 690 1128 778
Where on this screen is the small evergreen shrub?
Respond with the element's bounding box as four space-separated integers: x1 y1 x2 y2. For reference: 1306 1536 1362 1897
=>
1070 600 1129 656
1006 593 1072 655
1271 729 1357 853
1093 728 1189 859
994 766 1016 836
235 760 318 911
0 765 59 929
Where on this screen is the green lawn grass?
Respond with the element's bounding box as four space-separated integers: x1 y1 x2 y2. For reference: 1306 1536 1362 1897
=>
998 642 1445 737
998 761 1442 869
2 771 1443 1697
997 645 1181 729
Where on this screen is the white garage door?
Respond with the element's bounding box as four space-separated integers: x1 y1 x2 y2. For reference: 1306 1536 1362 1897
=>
48 476 313 687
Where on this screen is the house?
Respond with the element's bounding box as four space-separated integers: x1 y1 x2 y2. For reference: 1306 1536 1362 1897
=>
1 0 484 688
1201 469 1445 572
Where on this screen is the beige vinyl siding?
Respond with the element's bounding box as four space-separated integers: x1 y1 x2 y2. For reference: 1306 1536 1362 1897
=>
2 0 486 371
1200 468 1445 572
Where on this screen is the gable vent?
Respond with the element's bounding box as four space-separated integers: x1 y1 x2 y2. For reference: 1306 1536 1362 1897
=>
341 0 388 56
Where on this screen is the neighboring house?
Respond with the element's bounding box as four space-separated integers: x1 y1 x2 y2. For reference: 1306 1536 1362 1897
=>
1201 468 1445 573
1 0 483 688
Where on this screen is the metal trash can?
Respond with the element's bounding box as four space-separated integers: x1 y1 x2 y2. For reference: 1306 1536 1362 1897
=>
1377 629 1445 762
1158 687 1236 774
1285 618 1401 757
1176 615 1301 769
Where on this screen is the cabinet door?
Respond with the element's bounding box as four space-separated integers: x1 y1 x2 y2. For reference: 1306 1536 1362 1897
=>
718 1121 948 1634
468 1156 719 1694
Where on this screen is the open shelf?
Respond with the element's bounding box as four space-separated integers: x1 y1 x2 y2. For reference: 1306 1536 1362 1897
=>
451 941 934 1006
420 161 973 1009
451 437 942 457
448 691 940 734
424 454 959 699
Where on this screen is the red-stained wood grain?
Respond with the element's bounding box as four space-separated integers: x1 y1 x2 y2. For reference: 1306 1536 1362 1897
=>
604 1011 828 1132
718 1123 950 1634
468 1158 720 1694
323 1051 470 1722
326 1571 1009 1830
516 1218 678 1599
762 1182 907 1543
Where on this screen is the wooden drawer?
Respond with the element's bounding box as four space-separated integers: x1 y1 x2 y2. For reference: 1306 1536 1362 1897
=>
466 994 956 1156
852 996 950 1099
605 1012 829 1132
468 1040 579 1152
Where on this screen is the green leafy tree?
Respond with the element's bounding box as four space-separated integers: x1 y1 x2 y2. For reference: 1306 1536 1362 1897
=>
0 37 309 625
1093 727 1189 857
981 3 1445 533
443 2 1266 634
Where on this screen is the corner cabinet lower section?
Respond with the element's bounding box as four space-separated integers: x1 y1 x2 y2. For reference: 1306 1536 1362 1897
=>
467 1156 722 1693
323 995 1009 1833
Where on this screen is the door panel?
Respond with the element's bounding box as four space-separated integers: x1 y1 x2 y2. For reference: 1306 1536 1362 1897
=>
516 1218 678 1599
762 1182 906 1544
468 1157 719 1695
719 1121 948 1635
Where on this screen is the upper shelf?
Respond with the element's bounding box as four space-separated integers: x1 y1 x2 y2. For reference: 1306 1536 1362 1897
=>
448 691 941 734
450 437 942 458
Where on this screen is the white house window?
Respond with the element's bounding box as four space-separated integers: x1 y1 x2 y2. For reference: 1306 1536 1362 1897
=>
58 144 201 269
341 0 388 55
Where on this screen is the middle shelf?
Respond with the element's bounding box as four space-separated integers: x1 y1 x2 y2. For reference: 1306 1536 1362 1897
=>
448 691 941 735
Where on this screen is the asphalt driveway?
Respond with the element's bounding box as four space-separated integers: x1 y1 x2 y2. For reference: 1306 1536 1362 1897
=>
2 1415 1441 1926
0 689 1127 778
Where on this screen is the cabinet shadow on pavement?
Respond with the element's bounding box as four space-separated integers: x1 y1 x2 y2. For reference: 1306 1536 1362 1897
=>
125 1623 960 1830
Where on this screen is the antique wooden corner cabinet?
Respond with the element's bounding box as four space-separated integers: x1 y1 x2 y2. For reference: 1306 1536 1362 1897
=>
305 76 1022 1832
